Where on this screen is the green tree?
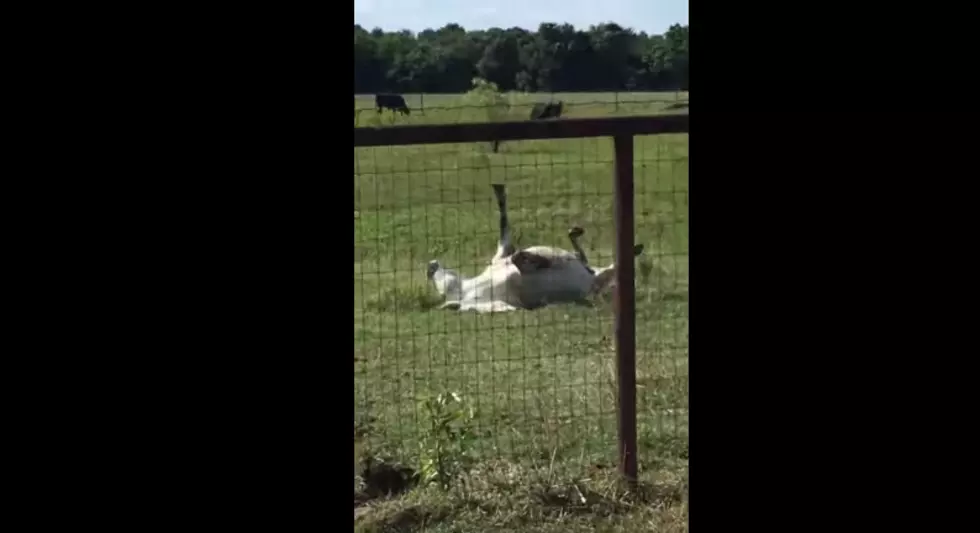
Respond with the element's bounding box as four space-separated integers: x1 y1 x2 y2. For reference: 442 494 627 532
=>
352 22 689 94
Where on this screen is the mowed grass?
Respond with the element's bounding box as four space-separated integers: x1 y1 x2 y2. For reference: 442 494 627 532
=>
354 93 688 532
355 459 688 532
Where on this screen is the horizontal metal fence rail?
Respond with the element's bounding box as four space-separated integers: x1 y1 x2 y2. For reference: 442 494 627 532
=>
354 115 689 147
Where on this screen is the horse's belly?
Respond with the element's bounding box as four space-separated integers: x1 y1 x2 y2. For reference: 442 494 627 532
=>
520 267 593 306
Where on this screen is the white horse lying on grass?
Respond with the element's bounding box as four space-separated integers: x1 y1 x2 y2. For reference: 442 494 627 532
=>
426 184 644 313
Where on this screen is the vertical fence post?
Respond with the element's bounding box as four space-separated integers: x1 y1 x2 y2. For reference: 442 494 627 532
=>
613 133 638 490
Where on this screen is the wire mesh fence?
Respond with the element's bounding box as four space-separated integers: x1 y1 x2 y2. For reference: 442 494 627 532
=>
354 91 689 110
354 92 690 127
354 117 688 479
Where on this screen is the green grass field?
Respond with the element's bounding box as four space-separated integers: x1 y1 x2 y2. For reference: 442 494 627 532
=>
354 91 689 127
354 92 689 532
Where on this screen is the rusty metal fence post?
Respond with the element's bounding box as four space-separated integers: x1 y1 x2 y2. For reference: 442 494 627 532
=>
613 134 638 489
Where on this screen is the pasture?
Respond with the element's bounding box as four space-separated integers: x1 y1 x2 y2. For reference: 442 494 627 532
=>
354 91 689 126
354 92 689 532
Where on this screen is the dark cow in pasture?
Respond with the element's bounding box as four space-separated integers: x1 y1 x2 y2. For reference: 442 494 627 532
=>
529 100 564 120
375 93 410 115
491 100 565 153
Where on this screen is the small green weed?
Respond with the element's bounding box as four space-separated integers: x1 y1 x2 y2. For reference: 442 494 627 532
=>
417 392 479 490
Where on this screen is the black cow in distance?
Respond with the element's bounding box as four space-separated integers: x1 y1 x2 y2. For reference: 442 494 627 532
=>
491 100 565 153
375 93 411 115
529 100 564 120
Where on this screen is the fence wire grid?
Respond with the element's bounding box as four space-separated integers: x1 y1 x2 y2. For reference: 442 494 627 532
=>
354 96 690 128
354 120 688 472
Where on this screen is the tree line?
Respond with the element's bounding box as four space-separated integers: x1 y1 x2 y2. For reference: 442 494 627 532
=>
354 22 689 94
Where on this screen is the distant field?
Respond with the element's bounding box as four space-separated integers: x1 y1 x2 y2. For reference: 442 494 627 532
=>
354 91 689 532
354 91 689 126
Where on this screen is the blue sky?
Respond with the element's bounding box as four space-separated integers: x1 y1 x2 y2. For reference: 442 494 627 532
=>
354 0 688 35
